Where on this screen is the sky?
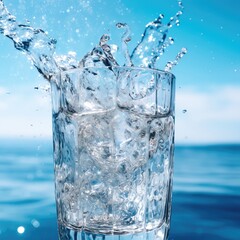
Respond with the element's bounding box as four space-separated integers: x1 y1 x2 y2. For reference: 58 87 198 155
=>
0 0 240 144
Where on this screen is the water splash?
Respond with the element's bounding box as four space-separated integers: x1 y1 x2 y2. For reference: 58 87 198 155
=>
1 0 186 78
167 1 183 28
130 0 184 68
164 47 187 72
0 0 58 80
159 37 175 56
116 22 133 67
130 14 165 68
55 51 78 70
99 34 119 66
78 34 118 68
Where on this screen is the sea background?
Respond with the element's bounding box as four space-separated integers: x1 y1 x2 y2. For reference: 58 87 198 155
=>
0 139 239 240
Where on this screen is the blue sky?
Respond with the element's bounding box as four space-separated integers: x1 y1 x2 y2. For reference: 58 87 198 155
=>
0 0 240 143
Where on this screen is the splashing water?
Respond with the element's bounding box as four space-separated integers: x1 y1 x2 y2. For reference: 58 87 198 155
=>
164 47 187 72
0 0 186 80
130 0 184 68
99 34 119 67
78 34 119 68
116 22 133 67
0 0 58 80
0 2 187 239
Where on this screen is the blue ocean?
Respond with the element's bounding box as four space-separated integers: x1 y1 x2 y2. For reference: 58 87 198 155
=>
0 139 239 240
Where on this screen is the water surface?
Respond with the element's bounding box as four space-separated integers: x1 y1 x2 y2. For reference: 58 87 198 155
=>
0 139 239 239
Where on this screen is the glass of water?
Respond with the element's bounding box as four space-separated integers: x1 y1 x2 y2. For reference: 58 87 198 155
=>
50 66 175 240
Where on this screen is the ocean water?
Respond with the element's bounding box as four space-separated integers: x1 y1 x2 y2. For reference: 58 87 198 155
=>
0 139 239 240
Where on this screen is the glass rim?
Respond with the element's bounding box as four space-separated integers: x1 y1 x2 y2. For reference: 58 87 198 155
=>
58 66 175 78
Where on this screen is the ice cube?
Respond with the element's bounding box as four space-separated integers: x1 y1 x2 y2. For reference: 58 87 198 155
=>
113 110 149 169
78 112 115 167
60 67 117 114
116 69 174 116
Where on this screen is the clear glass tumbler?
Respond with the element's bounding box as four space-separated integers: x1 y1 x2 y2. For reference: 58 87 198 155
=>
50 67 175 240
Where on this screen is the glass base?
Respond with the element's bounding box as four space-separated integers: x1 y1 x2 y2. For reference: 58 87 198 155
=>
58 222 169 240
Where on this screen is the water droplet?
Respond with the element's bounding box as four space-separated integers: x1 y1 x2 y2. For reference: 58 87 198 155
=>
116 22 125 28
181 48 187 54
31 219 40 228
110 44 118 54
164 47 187 71
17 226 25 234
177 11 183 16
99 34 110 46
169 37 174 45
159 13 164 19
178 1 184 9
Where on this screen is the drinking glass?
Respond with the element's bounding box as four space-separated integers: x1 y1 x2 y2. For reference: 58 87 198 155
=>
50 67 175 240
